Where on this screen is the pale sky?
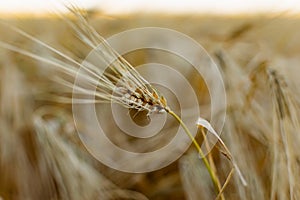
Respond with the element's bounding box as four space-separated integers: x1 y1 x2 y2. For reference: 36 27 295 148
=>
0 0 300 15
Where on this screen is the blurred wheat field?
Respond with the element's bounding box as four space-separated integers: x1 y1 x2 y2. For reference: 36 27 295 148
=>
0 12 300 200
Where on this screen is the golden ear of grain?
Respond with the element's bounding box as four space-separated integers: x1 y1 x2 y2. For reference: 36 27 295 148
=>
267 68 300 200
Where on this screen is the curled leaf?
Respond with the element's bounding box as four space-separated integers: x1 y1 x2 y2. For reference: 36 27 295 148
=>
196 117 247 186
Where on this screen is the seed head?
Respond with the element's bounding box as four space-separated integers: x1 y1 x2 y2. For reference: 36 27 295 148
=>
65 6 169 115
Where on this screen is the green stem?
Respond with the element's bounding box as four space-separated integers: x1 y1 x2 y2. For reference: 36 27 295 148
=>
168 110 221 194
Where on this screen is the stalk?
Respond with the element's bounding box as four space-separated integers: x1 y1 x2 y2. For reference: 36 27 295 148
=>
167 110 221 195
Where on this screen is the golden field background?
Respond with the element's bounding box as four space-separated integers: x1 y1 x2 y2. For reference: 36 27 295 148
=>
0 12 300 199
